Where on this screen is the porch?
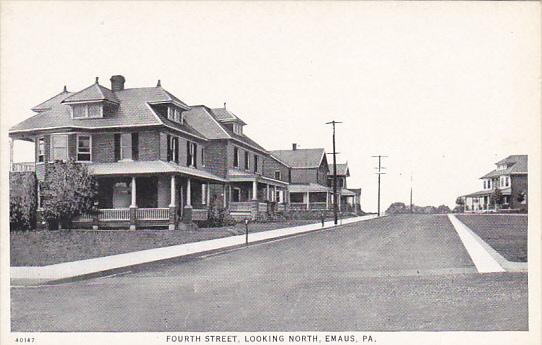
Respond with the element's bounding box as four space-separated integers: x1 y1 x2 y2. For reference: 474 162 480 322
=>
71 161 225 229
289 183 332 211
226 171 289 220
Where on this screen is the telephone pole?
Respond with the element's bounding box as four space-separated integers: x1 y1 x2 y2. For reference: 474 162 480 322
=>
410 173 413 213
326 120 342 225
372 155 387 216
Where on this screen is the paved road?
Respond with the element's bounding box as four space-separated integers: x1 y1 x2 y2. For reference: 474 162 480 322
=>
11 214 528 331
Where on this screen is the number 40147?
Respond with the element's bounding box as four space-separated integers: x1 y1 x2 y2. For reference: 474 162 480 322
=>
15 337 35 343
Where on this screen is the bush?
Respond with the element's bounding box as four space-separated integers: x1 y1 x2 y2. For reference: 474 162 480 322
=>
41 160 98 229
9 172 37 231
205 202 237 228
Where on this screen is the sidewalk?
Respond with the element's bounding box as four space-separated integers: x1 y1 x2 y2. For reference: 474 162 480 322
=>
11 215 377 286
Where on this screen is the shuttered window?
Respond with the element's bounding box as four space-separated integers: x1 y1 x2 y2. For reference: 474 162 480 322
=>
77 135 92 161
120 133 132 160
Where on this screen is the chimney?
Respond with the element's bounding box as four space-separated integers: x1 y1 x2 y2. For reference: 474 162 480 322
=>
110 75 126 92
292 143 297 151
224 102 227 109
156 79 161 87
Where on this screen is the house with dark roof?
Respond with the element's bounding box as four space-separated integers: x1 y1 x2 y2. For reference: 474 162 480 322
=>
461 155 528 213
183 105 290 219
10 76 233 229
270 144 332 211
9 75 294 227
326 162 362 213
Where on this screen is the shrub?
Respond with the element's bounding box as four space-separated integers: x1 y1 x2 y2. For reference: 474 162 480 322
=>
9 172 37 231
41 160 98 229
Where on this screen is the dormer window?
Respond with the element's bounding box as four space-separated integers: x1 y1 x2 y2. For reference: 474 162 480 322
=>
232 123 243 135
167 106 183 125
71 102 103 119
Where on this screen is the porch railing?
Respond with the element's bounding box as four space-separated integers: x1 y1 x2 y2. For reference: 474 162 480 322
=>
10 162 35 172
229 202 254 212
137 208 169 220
99 208 130 221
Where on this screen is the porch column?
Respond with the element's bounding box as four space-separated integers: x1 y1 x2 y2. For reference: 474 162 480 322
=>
129 176 137 230
272 185 277 202
223 184 227 207
228 185 232 203
168 175 177 230
186 177 191 206
169 175 176 207
326 191 329 209
252 180 258 200
206 182 211 206
306 191 310 210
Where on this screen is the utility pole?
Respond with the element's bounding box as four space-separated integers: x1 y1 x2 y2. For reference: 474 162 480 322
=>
326 120 342 225
410 173 413 214
372 155 387 216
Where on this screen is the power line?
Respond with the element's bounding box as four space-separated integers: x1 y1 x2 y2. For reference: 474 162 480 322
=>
372 155 388 216
326 120 342 225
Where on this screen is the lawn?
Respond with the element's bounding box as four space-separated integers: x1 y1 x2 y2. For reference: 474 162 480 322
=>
11 219 329 267
456 214 527 262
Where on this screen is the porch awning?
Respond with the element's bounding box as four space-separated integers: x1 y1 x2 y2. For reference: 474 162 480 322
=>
340 189 357 197
289 183 330 193
226 169 288 187
87 161 226 182
463 187 512 198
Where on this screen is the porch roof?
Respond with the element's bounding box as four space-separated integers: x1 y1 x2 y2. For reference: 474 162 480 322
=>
340 189 357 197
463 187 512 198
289 183 330 193
87 161 226 182
226 169 288 187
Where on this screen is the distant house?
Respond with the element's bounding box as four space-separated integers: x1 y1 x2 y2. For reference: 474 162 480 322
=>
270 144 332 211
326 162 362 213
461 155 528 213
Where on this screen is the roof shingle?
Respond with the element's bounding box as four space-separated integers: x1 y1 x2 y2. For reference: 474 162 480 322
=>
270 148 325 168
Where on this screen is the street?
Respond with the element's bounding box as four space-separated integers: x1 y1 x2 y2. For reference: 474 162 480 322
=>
11 214 528 331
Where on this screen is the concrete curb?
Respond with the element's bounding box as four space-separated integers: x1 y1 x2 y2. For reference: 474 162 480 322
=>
11 215 379 286
448 214 527 273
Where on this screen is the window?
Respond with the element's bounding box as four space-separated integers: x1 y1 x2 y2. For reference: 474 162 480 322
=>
187 141 197 167
51 134 68 161
254 155 258 173
169 137 179 163
244 151 250 170
167 106 183 124
274 170 281 180
77 135 92 161
120 133 132 160
37 137 45 163
71 103 102 118
233 147 239 168
232 123 243 135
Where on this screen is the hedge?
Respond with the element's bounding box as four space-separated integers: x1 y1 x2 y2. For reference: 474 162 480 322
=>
9 171 37 231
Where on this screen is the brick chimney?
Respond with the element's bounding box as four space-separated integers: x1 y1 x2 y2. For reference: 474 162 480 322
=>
110 75 126 92
292 143 297 150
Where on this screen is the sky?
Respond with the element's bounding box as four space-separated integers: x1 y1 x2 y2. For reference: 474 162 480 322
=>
1 1 540 212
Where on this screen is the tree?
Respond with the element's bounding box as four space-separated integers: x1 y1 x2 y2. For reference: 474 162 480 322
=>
490 188 504 210
436 205 451 214
455 197 465 212
385 202 408 215
41 160 98 229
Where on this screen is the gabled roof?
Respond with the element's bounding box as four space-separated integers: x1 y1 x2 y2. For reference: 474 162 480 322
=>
270 148 326 169
481 155 528 178
210 107 247 125
10 85 205 140
328 163 349 177
62 82 119 104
